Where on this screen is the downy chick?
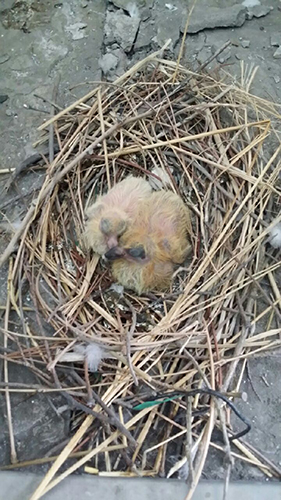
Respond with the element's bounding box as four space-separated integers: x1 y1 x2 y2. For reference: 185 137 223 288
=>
83 175 152 255
105 190 192 294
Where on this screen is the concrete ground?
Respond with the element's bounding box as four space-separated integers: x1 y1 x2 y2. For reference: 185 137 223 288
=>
0 0 281 496
1 472 281 500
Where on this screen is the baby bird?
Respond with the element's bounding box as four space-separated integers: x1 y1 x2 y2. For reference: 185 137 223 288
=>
105 190 192 294
83 175 152 255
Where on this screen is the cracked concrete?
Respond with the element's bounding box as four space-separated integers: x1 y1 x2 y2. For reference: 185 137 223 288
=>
0 0 105 169
104 9 140 52
0 0 281 486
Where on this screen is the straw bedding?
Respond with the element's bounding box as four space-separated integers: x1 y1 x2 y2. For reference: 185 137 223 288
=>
1 46 281 498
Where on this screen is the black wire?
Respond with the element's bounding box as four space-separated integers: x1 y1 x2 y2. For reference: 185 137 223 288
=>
134 388 251 441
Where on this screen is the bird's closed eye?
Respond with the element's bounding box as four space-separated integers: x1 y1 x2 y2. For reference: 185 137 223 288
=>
100 218 112 235
126 246 146 260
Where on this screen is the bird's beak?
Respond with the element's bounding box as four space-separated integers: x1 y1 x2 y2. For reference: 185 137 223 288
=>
104 246 125 261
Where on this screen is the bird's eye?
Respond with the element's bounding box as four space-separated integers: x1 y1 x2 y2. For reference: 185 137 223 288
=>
127 246 146 260
100 218 111 235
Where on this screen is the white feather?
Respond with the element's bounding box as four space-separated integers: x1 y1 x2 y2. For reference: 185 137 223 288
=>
167 439 198 479
149 166 173 190
269 222 281 249
74 343 106 371
0 218 22 234
85 344 105 372
110 283 124 295
56 343 106 371
177 459 189 481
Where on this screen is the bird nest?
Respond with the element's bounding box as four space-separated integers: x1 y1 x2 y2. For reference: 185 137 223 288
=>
2 45 281 498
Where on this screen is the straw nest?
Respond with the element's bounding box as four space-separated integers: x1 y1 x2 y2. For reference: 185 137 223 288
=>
2 45 281 498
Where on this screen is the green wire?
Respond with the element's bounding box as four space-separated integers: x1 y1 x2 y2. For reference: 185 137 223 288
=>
133 395 181 411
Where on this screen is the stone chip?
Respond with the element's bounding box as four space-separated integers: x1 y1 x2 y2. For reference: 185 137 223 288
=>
180 4 247 34
0 95 9 104
273 46 281 59
98 53 119 75
104 10 140 52
65 22 88 40
110 0 154 11
270 35 281 47
246 5 271 20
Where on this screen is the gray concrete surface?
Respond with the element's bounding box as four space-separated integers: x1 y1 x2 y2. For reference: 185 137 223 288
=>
1 0 281 489
0 0 105 168
1 472 281 500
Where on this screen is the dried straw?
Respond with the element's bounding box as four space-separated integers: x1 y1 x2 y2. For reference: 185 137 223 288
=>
1 45 281 500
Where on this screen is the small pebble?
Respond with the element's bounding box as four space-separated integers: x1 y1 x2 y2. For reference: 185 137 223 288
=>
241 39 250 48
0 94 8 104
98 53 118 75
248 5 271 18
270 35 281 47
165 3 178 11
217 48 231 64
273 75 280 84
273 46 281 59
